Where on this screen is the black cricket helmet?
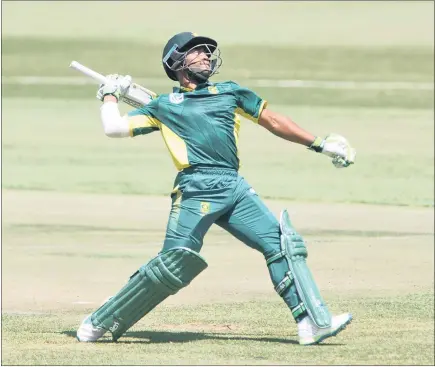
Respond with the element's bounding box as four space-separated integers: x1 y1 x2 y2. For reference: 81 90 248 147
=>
162 32 222 82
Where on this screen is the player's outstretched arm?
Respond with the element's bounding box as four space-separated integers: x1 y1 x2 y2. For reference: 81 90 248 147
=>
258 108 316 146
258 108 356 168
98 74 160 138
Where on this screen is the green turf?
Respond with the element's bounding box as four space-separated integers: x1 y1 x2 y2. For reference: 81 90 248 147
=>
2 187 433 366
3 37 434 81
2 37 433 109
4 83 434 110
1 14 434 207
2 98 433 207
2 11 433 207
2 293 434 365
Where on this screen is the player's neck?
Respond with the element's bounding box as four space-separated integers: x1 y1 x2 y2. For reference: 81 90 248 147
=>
180 83 198 90
180 80 198 91
179 72 207 91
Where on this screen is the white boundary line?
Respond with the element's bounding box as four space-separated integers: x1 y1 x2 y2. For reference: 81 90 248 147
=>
253 79 434 90
2 76 433 90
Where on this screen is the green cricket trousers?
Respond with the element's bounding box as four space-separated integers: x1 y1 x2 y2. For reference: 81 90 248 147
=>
163 166 306 321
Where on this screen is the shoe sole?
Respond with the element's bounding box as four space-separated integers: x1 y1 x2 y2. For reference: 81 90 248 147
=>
76 332 107 342
301 314 353 346
76 336 93 342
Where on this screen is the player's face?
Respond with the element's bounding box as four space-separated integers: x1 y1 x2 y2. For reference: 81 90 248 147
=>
185 46 211 71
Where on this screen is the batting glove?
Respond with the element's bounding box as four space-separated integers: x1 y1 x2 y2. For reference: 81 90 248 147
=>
309 133 356 168
96 74 132 102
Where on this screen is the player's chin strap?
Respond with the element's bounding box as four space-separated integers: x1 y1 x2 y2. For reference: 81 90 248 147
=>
186 67 211 83
267 210 332 328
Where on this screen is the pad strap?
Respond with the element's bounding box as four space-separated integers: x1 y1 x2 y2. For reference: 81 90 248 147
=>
291 303 307 319
275 271 294 295
266 251 286 265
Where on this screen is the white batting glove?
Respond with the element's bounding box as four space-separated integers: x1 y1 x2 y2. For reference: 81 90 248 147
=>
309 133 356 168
96 74 132 102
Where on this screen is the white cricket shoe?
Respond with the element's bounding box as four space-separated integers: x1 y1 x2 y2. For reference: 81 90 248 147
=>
298 313 352 345
76 314 107 342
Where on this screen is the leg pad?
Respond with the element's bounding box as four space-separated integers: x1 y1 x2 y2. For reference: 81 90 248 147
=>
267 210 332 328
91 247 207 340
280 210 331 328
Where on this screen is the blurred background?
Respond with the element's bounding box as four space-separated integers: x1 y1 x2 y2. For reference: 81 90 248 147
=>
2 2 434 365
2 1 434 205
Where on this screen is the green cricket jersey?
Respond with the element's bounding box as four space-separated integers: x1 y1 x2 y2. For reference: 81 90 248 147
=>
127 81 267 171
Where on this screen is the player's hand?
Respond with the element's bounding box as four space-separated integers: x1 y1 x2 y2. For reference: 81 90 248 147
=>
96 74 132 102
309 133 356 168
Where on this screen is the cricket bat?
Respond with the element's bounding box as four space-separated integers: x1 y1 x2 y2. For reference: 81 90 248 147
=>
69 61 157 108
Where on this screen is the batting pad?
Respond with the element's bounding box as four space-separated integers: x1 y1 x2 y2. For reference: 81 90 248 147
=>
279 210 332 328
91 247 208 341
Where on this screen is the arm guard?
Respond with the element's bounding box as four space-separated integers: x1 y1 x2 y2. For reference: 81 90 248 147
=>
100 102 130 138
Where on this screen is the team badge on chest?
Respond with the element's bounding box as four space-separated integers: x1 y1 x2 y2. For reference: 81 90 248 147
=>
207 86 219 94
169 93 184 104
200 202 210 215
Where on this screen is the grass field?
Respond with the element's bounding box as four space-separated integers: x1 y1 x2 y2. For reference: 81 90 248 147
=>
2 191 434 365
2 1 434 365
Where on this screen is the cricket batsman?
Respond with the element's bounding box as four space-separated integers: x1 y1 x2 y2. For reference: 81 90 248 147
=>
77 32 356 345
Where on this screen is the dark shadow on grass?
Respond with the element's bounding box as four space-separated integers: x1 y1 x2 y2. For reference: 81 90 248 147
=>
61 330 344 346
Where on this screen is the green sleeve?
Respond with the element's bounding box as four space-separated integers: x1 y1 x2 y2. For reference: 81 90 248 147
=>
127 100 161 137
234 85 268 123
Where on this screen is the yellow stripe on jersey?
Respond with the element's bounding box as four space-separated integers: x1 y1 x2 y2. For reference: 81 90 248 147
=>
160 125 190 171
171 187 183 223
257 100 268 121
233 113 242 168
128 115 161 137
235 99 268 124
171 184 180 195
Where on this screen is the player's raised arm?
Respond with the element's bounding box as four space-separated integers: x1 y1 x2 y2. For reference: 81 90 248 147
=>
97 75 160 138
258 108 356 168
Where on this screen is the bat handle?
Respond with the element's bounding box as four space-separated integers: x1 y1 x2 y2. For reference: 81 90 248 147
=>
69 60 108 84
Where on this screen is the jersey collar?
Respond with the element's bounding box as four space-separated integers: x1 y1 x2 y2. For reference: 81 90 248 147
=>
173 81 214 93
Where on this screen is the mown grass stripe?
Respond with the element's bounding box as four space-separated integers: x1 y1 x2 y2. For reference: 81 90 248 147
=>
3 76 433 90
